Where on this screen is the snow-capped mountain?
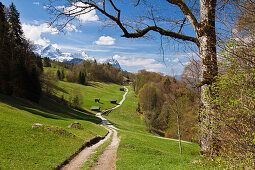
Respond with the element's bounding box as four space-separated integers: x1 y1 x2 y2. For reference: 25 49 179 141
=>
71 51 94 61
41 44 62 60
104 58 122 70
35 44 94 63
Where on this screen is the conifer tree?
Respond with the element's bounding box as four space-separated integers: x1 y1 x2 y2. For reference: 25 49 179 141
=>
78 71 85 85
57 70 61 80
8 3 23 46
43 57 51 67
0 2 11 94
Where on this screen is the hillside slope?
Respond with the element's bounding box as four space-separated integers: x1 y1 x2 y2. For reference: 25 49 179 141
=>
55 81 124 112
0 81 124 169
105 87 201 169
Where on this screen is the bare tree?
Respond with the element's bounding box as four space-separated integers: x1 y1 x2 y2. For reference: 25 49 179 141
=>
169 97 183 155
47 0 220 155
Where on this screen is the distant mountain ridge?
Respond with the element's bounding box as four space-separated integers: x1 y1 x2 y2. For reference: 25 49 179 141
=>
36 44 123 70
35 44 95 63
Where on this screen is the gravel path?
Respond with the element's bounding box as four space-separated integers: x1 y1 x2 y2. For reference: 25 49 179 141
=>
60 87 128 170
89 128 120 170
61 130 112 170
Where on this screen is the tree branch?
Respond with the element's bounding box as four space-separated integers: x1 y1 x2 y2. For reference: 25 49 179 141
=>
50 1 199 46
122 26 199 46
166 0 200 32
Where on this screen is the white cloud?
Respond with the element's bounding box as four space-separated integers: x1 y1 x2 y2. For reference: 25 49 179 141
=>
95 36 115 45
22 23 59 46
182 61 190 66
52 44 60 50
119 57 155 66
63 2 99 23
33 2 40 6
112 54 128 60
22 23 79 47
58 44 110 52
173 58 180 63
144 63 165 70
64 23 79 32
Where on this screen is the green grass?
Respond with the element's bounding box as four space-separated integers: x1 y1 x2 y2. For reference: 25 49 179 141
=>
105 87 202 169
82 131 113 169
0 94 107 170
43 67 125 113
55 81 124 113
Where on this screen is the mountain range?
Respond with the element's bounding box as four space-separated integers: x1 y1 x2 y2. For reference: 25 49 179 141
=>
35 44 122 70
36 44 95 64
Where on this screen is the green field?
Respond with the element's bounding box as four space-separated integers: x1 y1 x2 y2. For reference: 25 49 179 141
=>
55 81 124 113
0 81 202 169
0 80 124 169
105 87 202 169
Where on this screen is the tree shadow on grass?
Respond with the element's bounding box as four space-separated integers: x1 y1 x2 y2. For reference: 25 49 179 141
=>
86 82 105 88
0 94 102 124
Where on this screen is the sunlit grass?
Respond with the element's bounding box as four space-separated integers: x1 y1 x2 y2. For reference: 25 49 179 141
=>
0 94 108 169
56 81 124 112
105 87 202 169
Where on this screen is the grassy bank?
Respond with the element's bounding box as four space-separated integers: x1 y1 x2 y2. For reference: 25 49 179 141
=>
105 87 201 169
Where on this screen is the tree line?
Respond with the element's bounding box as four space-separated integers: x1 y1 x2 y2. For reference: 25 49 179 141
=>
44 59 125 86
0 2 42 102
134 69 199 142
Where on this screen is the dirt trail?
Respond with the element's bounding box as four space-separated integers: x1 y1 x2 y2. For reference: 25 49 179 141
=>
61 130 112 170
90 128 120 170
60 87 128 170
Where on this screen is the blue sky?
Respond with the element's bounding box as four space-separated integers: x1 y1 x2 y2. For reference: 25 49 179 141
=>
2 0 199 75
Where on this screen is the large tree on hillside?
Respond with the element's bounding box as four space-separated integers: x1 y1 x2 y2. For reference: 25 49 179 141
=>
47 0 220 155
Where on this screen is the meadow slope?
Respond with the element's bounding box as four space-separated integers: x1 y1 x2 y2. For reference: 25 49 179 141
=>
0 81 124 169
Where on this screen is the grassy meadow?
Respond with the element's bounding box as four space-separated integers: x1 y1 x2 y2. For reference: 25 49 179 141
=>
55 81 124 112
105 87 202 169
0 80 124 169
44 67 124 112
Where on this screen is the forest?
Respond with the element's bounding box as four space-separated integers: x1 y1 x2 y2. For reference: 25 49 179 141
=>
0 2 42 102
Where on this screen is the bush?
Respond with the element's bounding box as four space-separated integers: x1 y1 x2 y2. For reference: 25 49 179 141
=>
207 43 255 168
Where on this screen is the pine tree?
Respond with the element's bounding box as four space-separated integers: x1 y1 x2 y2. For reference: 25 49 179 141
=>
78 71 85 85
7 3 42 102
57 70 61 80
0 2 12 94
8 3 23 46
43 57 51 67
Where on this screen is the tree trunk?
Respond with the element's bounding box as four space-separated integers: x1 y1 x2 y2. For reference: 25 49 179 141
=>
198 0 218 154
177 114 182 155
198 0 218 155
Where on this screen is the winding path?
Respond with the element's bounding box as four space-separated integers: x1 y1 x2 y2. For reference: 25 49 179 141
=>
60 87 128 170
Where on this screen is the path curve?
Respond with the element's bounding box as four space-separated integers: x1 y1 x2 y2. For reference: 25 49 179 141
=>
60 87 128 170
91 87 128 170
